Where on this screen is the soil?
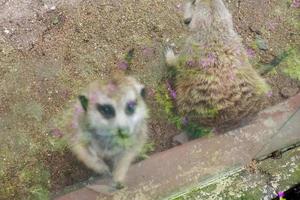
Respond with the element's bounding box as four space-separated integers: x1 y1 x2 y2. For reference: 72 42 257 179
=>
0 0 299 199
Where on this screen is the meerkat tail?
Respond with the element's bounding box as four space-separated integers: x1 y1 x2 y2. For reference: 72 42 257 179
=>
165 47 178 66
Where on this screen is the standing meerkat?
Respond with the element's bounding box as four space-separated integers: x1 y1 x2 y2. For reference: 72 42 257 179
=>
165 0 270 129
67 74 148 190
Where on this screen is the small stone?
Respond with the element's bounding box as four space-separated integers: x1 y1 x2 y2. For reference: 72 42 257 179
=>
142 47 155 58
52 16 60 25
249 24 262 35
50 128 63 138
117 61 129 70
267 90 273 98
280 87 299 98
172 132 189 145
255 35 268 51
4 28 10 34
246 48 256 58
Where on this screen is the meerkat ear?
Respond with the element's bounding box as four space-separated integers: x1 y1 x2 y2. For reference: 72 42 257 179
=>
78 95 89 112
127 77 146 99
135 83 146 99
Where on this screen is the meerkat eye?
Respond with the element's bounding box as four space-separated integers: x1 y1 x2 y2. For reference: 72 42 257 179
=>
140 87 146 99
125 100 137 116
96 104 115 119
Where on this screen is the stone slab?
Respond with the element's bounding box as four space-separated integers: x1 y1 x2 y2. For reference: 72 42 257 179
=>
55 93 300 200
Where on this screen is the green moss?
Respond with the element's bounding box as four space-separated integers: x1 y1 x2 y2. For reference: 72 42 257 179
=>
199 107 219 118
138 142 155 160
155 84 211 138
1 161 51 200
112 130 135 149
48 136 68 152
281 48 300 81
286 11 300 30
29 185 50 200
259 50 292 75
238 190 263 200
124 48 135 65
278 165 300 189
155 85 176 118
268 68 278 75
19 166 50 186
185 123 211 139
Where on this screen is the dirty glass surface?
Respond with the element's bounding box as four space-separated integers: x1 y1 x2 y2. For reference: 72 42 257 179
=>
0 0 299 199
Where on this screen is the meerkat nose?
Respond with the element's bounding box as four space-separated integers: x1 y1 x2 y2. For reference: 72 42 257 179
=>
117 127 129 134
117 128 122 134
184 17 192 25
117 127 130 139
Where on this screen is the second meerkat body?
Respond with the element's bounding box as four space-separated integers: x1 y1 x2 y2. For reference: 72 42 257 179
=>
166 0 270 128
68 75 148 188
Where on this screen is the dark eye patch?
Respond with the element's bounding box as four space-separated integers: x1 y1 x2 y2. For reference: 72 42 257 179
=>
96 104 115 119
140 87 146 99
125 100 137 116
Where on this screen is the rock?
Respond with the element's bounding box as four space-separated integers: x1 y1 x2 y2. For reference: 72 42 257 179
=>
172 132 189 145
255 35 268 51
249 24 262 35
117 61 129 70
280 87 299 98
50 128 64 138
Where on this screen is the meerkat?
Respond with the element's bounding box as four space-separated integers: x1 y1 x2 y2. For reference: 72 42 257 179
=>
165 0 270 129
67 74 148 190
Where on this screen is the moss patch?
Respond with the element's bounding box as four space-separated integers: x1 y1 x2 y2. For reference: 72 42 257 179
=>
155 83 211 138
281 48 300 81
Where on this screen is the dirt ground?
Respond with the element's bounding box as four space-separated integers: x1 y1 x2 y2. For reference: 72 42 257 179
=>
0 0 299 199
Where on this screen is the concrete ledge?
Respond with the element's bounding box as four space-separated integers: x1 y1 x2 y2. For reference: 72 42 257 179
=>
55 93 300 200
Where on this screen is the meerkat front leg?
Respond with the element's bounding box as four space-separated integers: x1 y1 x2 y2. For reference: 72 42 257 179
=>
112 151 137 189
112 133 147 188
72 144 110 175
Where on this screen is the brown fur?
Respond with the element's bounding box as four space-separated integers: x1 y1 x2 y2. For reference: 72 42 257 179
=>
166 0 269 128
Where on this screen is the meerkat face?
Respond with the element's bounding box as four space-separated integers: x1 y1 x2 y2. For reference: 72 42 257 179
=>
184 0 213 29
78 76 147 138
184 0 234 33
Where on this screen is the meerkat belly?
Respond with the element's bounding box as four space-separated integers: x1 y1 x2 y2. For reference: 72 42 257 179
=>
89 132 134 158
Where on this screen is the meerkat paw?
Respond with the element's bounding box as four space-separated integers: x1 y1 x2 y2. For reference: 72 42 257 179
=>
87 184 117 194
87 177 117 194
165 46 178 66
92 161 111 176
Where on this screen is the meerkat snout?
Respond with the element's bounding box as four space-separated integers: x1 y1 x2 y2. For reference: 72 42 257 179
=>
184 17 192 25
184 0 194 25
